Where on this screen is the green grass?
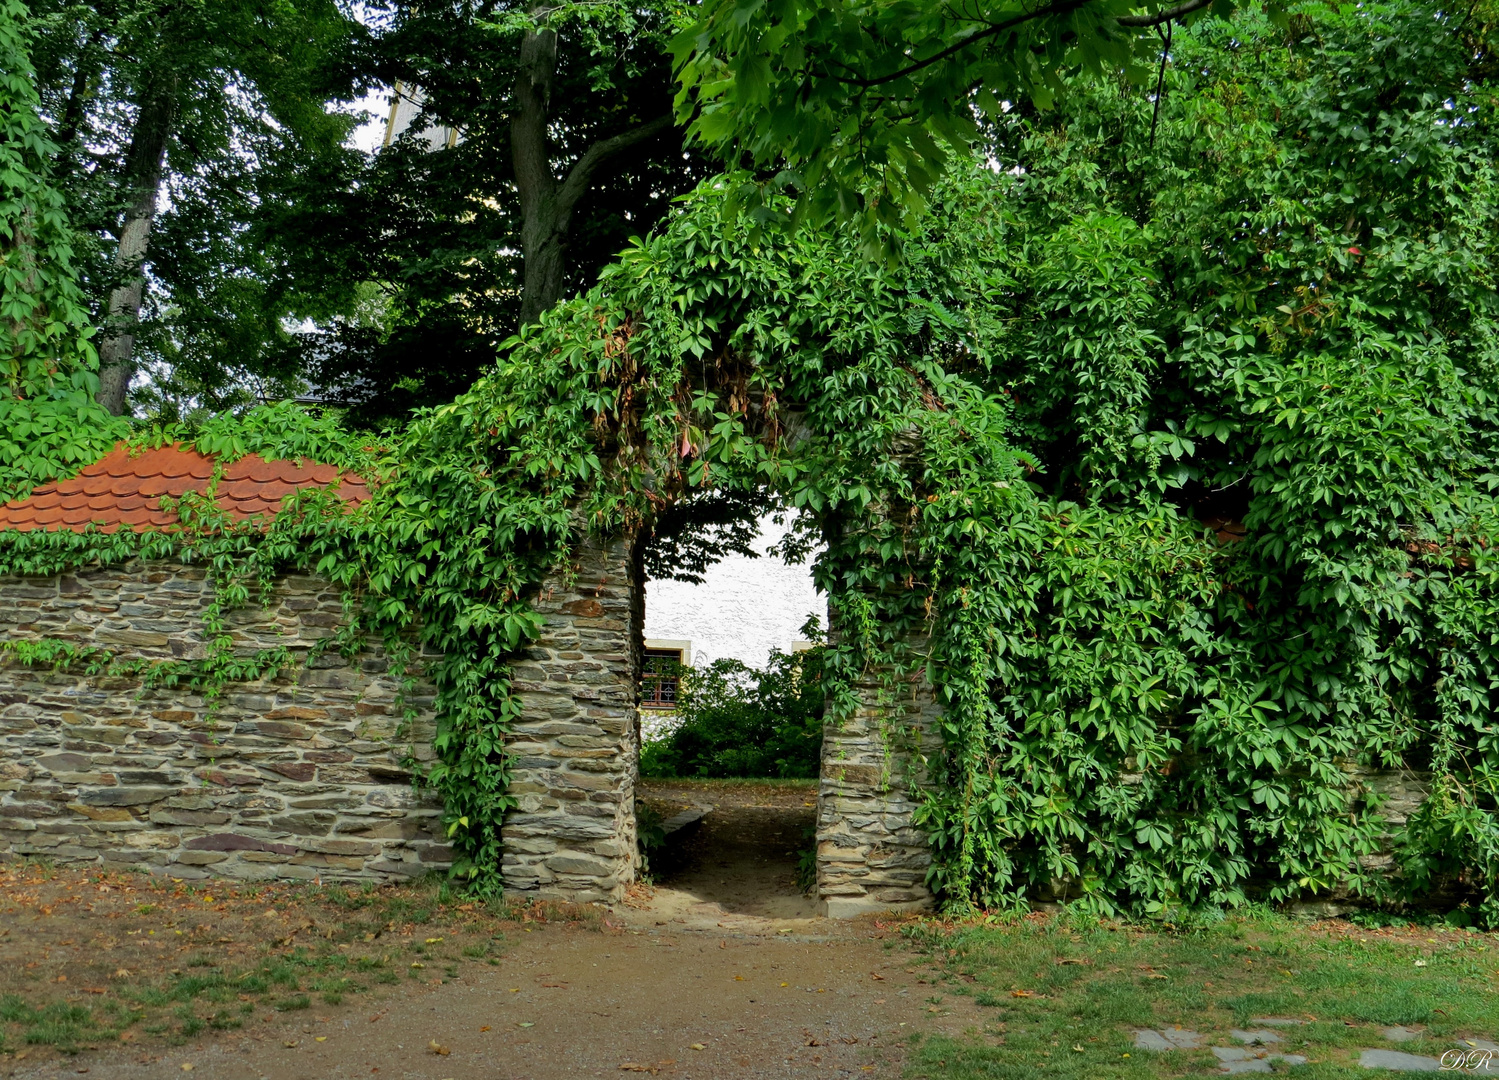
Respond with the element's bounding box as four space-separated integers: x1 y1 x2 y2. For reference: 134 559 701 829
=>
0 996 116 1052
0 897 514 1054
902 913 1499 1079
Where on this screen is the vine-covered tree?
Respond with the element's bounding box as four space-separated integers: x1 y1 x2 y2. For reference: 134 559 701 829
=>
0 0 126 501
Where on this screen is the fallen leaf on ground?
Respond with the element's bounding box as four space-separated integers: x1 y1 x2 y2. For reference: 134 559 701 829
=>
871 973 884 980
315 1036 327 1043
518 1022 534 1028
619 1065 656 1074
480 1026 491 1032
428 1040 450 1056
690 1043 706 1051
1012 989 1036 998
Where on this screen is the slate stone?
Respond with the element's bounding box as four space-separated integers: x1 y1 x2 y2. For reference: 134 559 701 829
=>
1214 1048 1254 1061
1248 1018 1303 1028
1358 1048 1442 1071
1383 1028 1421 1043
1134 1029 1202 1050
79 786 175 806
183 832 297 855
1232 1029 1283 1045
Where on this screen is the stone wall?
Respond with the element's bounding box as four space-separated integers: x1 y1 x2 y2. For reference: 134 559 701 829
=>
0 562 446 881
817 642 942 918
503 533 642 903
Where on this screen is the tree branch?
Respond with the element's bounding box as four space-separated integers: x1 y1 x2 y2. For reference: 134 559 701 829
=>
830 0 1096 89
1116 0 1215 29
826 0 1217 89
555 114 674 216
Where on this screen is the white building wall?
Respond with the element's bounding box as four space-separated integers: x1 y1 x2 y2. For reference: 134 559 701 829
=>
643 514 825 670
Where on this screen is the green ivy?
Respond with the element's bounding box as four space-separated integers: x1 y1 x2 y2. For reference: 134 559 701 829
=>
4 0 1499 922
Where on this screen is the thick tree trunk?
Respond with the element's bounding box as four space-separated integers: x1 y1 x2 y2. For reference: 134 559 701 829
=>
511 17 671 327
511 23 563 326
96 73 176 416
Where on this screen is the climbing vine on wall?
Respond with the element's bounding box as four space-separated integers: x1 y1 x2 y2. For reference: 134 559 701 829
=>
5 0 1499 919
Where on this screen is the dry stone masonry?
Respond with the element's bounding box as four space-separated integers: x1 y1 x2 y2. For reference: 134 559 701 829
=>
817 657 941 918
503 533 643 903
0 562 446 881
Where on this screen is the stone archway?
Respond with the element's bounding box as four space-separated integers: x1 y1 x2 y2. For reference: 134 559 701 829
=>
500 529 938 917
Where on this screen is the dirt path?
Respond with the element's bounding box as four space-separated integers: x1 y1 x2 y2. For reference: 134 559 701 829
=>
636 779 821 925
10 783 987 1080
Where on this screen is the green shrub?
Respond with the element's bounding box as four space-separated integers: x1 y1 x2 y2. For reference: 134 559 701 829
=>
640 646 825 779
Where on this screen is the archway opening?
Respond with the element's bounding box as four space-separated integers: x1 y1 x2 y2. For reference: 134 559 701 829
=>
632 500 827 921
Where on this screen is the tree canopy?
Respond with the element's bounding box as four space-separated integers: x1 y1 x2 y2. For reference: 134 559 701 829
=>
672 0 1244 238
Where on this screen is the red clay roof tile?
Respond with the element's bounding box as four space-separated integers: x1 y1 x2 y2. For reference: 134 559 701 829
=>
0 442 370 534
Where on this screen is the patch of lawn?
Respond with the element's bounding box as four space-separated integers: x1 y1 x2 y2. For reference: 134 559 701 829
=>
903 912 1499 1078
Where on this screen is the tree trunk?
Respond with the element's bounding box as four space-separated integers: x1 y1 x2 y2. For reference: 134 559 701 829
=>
511 16 672 327
96 72 176 416
511 22 563 327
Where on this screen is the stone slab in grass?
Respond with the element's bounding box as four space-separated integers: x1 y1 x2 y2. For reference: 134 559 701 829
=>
1132 1028 1203 1050
1231 1029 1283 1045
1212 1047 1308 1074
1250 1018 1304 1027
1359 1048 1442 1071
1382 1027 1421 1043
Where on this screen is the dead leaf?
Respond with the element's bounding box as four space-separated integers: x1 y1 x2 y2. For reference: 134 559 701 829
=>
428 1040 450 1056
619 1065 656 1074
1012 989 1036 998
690 1043 706 1051
1056 958 1084 965
480 1026 491 1032
871 973 885 980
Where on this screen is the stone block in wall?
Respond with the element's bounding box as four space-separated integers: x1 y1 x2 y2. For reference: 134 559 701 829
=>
0 561 447 885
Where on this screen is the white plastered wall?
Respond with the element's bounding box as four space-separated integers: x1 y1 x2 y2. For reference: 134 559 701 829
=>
643 513 826 671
